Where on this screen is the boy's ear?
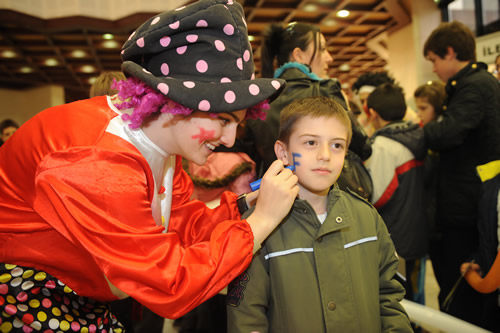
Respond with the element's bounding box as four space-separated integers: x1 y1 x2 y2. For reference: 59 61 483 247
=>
445 46 457 60
274 140 290 165
368 107 378 118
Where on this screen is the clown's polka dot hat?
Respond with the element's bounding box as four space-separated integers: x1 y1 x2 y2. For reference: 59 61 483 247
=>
121 0 285 113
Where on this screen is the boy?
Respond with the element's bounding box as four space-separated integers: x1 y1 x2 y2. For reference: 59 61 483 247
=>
226 96 412 333
363 83 427 306
423 21 500 329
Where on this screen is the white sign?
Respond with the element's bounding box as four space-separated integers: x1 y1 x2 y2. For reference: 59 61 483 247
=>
476 31 500 64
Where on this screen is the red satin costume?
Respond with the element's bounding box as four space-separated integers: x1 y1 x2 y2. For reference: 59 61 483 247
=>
0 96 254 319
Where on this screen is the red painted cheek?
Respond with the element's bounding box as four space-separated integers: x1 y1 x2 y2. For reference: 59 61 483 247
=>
191 127 216 144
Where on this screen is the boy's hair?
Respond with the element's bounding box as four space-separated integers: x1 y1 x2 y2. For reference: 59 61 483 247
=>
89 71 126 97
278 96 352 147
414 80 446 117
0 119 19 134
423 21 476 61
351 71 395 93
367 83 406 121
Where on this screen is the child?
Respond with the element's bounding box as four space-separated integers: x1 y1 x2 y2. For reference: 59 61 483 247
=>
363 83 427 308
226 96 412 333
423 21 500 330
413 80 445 126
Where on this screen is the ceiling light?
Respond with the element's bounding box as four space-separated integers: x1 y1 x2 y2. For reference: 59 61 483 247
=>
71 50 87 58
102 40 119 49
80 65 96 73
323 19 337 27
339 63 350 71
19 66 33 73
336 10 350 18
248 35 255 42
44 58 59 66
102 33 114 40
303 4 318 12
1 50 16 58
88 77 98 85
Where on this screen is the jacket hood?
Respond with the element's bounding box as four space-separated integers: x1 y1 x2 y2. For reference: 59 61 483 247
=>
373 121 426 160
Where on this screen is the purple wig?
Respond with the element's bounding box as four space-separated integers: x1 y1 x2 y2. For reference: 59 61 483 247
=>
112 77 269 129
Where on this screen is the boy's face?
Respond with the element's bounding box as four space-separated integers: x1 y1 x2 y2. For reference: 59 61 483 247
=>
426 48 458 82
275 115 348 198
415 97 437 126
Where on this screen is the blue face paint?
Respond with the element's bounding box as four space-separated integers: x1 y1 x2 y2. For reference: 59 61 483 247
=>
249 153 301 192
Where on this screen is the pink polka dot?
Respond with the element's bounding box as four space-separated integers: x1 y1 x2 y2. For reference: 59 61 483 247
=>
223 24 234 35
214 40 225 51
136 37 145 48
243 50 251 62
42 298 52 308
89 324 97 333
160 36 171 47
16 291 28 302
249 84 260 96
176 46 187 54
121 50 124 55
186 35 198 43
196 20 208 27
183 81 195 88
169 21 180 29
228 0 233 4
271 80 281 90
22 325 33 333
251 73 255 80
0 284 8 294
45 280 56 289
71 321 80 331
5 304 17 315
198 100 210 111
151 17 160 25
236 58 243 70
196 60 208 73
161 63 169 75
221 77 232 83
225 91 236 103
157 83 169 95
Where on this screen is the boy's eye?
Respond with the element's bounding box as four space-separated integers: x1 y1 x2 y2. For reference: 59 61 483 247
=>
331 142 345 150
305 140 316 146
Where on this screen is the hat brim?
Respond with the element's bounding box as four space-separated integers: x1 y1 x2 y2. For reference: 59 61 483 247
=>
122 61 285 113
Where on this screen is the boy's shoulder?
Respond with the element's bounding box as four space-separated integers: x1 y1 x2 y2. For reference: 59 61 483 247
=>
338 187 375 209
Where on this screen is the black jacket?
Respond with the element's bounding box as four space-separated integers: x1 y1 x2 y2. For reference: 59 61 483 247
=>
424 62 500 229
242 63 372 176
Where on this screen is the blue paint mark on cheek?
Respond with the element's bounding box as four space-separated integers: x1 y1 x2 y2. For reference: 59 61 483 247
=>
292 152 302 167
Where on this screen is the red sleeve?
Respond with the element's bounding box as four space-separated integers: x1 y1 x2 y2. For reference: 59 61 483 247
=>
32 142 254 319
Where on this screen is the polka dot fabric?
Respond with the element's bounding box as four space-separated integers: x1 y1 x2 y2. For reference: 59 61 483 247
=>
0 264 124 333
121 0 284 113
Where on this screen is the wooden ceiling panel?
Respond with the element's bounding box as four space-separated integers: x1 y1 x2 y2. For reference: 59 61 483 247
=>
0 0 410 102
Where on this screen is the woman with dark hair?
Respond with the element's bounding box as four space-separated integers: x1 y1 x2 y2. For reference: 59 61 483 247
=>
0 1 299 331
245 22 372 198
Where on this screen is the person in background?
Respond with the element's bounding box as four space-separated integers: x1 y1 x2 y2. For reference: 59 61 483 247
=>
363 83 427 331
0 1 299 332
0 118 18 146
413 80 446 127
226 96 412 333
242 21 372 200
495 54 500 81
89 71 126 97
423 20 500 331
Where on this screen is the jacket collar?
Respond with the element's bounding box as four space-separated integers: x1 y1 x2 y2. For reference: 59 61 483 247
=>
274 62 322 81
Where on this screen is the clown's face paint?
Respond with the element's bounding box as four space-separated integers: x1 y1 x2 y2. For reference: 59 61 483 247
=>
144 109 247 166
192 127 216 144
